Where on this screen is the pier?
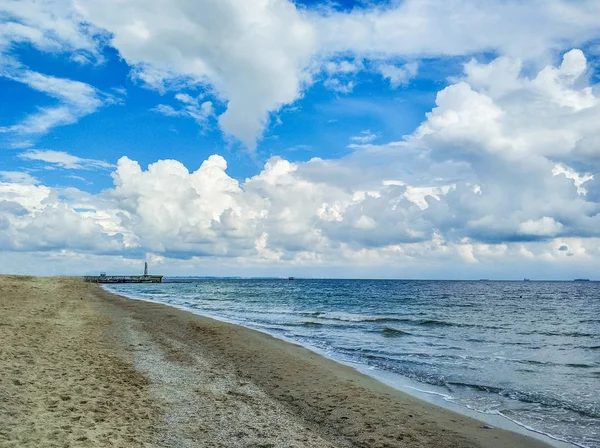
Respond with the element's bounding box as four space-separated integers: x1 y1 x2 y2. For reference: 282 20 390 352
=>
83 262 163 283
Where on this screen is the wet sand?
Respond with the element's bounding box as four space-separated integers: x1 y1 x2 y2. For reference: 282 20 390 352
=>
0 276 552 447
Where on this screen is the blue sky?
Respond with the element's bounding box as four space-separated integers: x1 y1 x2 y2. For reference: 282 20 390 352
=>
2 0 600 278
1 39 444 191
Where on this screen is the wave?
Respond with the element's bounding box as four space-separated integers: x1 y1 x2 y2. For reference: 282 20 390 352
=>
517 330 596 338
316 314 502 329
558 332 596 338
493 357 598 369
287 321 325 327
381 327 412 337
565 363 597 368
446 382 600 419
315 313 409 323
492 411 592 448
346 351 600 421
446 381 504 394
501 341 540 347
466 337 486 343
417 319 455 327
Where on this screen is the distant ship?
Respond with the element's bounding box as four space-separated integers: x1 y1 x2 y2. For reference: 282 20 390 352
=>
288 276 295 280
523 278 531 281
574 278 590 282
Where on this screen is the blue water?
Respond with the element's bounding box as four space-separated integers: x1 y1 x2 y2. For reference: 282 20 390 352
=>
105 279 600 447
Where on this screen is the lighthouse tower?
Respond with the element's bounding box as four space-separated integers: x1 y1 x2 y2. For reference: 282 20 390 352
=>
144 262 148 276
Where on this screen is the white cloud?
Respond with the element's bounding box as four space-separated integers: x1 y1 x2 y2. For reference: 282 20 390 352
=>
68 0 600 149
19 150 112 170
518 217 564 237
152 93 214 126
321 59 362 93
412 49 600 162
552 164 594 195
323 60 361 75
3 0 600 150
0 3 111 137
0 171 38 185
0 0 102 59
151 104 179 117
398 49 600 245
76 0 318 149
9 141 34 149
355 215 376 229
0 69 111 134
350 130 377 144
403 185 454 210
323 77 355 93
0 49 600 277
377 61 418 88
317 1 600 59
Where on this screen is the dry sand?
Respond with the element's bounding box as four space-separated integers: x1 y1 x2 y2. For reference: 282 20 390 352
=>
0 276 553 447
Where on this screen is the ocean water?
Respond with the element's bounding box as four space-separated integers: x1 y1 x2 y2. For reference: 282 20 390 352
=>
105 279 600 447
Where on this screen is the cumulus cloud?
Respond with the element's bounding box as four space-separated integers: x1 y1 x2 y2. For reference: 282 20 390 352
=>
518 217 564 238
1 49 600 277
317 0 600 59
377 61 418 88
3 0 600 149
394 49 600 245
323 78 355 93
67 0 600 148
0 171 38 184
552 164 594 195
323 60 361 76
76 0 317 149
152 93 215 126
321 58 362 93
0 179 122 253
0 0 103 59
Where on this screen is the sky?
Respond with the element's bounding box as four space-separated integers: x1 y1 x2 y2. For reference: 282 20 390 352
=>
1 0 600 279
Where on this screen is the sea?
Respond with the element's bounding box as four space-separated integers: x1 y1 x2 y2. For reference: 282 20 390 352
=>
104 279 600 448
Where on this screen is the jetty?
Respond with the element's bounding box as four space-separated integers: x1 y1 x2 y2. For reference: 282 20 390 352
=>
83 262 163 284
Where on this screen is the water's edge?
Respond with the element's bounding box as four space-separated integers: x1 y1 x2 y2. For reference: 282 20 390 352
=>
102 285 576 448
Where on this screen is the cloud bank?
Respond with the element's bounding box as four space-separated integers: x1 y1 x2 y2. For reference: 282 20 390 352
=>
2 50 599 276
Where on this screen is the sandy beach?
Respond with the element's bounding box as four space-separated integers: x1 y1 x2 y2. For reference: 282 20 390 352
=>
0 276 552 448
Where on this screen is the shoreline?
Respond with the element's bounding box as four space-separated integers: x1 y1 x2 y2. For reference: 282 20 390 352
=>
2 275 556 447
103 285 575 448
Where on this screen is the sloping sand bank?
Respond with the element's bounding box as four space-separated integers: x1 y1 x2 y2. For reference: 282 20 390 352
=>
0 276 551 447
